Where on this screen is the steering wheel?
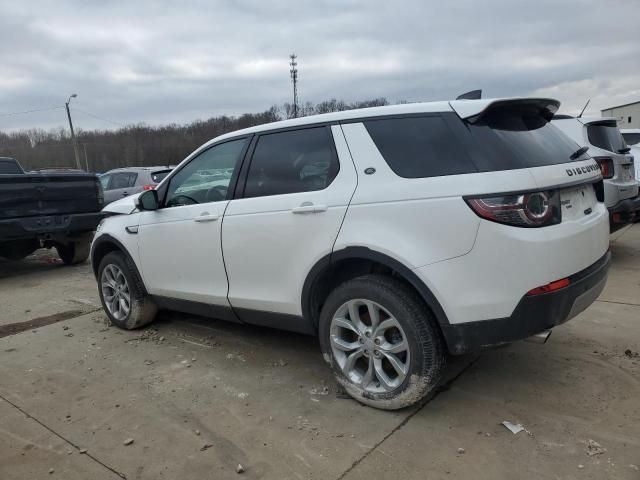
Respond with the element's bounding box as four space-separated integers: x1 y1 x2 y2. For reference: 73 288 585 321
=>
167 194 198 207
206 185 228 202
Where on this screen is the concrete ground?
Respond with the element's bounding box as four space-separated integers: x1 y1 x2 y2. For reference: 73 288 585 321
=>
1 227 639 480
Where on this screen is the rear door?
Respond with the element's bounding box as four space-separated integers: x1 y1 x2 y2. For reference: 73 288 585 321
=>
221 125 356 327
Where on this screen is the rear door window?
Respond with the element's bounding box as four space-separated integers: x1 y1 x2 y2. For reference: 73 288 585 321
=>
244 127 339 198
587 123 626 152
109 172 137 189
364 116 476 178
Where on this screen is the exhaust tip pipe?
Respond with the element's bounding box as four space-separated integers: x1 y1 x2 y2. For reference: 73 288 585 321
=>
525 329 552 344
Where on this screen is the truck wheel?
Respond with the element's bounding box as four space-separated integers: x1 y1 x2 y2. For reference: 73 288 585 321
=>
0 241 38 261
56 241 90 265
319 274 445 410
97 251 157 330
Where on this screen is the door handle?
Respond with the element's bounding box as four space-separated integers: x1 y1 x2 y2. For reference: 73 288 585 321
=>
122 191 128 196
194 212 219 222
291 203 328 214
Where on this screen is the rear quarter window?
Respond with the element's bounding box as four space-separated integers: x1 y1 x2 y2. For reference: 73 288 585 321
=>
363 116 477 178
151 169 172 183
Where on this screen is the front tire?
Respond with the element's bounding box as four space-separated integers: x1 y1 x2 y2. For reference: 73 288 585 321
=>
319 274 445 410
98 251 157 329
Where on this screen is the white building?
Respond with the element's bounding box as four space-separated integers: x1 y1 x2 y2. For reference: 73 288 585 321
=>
601 100 640 128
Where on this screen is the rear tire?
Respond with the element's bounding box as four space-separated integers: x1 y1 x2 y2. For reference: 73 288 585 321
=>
97 251 157 329
56 238 91 265
319 274 445 410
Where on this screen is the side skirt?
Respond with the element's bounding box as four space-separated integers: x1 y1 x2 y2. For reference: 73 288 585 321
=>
150 296 317 335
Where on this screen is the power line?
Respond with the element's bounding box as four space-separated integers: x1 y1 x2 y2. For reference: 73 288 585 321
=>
71 108 124 127
0 106 64 117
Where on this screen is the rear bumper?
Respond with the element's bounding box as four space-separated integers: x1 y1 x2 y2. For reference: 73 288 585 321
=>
0 212 105 242
609 195 640 227
441 252 610 354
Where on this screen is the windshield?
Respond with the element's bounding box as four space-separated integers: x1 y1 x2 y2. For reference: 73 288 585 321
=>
587 123 626 152
622 132 640 146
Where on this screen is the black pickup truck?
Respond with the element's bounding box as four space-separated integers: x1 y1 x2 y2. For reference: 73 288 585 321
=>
0 157 104 264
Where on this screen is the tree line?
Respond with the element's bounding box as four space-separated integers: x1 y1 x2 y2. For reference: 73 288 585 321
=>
0 98 389 172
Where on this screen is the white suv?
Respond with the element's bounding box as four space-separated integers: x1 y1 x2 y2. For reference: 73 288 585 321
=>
92 97 611 410
553 116 639 228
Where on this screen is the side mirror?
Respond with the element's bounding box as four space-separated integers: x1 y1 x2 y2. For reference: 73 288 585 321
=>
136 189 159 211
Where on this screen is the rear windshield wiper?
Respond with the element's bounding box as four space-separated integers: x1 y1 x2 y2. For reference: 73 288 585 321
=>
570 145 589 160
618 147 631 154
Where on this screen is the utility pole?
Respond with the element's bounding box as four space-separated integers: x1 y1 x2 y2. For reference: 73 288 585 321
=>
289 54 299 118
65 93 82 170
83 143 89 172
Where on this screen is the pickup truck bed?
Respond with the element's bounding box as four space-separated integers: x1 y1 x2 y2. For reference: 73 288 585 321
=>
0 158 105 264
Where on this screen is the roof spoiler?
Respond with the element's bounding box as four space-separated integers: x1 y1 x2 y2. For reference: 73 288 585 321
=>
456 89 482 100
450 98 561 124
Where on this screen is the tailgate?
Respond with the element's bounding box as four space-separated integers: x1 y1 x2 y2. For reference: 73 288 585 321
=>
0 173 102 220
526 157 602 214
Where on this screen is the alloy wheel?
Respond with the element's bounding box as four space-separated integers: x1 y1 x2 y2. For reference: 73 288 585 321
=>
329 299 410 393
101 264 131 321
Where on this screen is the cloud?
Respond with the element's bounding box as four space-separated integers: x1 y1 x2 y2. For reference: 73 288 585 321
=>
1 0 639 131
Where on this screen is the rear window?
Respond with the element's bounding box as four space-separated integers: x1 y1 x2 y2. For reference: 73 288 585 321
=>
0 160 22 174
364 116 476 178
464 107 589 171
587 123 626 153
621 132 640 146
151 169 172 183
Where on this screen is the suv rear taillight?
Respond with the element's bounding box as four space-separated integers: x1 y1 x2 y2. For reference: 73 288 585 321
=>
593 157 614 179
466 190 561 227
142 184 156 191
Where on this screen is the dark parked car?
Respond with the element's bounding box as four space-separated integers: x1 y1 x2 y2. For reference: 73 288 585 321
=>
99 167 173 205
0 157 104 264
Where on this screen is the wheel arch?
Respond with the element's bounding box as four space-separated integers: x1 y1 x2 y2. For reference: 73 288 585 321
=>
302 247 450 332
91 234 148 295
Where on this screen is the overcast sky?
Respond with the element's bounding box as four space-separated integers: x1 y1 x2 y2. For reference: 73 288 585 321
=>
1 0 639 132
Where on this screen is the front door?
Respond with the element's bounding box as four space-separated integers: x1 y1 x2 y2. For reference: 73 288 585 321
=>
136 138 248 306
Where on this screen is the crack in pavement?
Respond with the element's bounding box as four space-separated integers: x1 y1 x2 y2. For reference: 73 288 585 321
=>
596 299 640 307
335 355 481 480
0 393 126 479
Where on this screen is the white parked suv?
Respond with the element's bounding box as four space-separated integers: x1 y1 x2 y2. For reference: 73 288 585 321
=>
621 129 640 182
553 116 639 228
92 98 611 410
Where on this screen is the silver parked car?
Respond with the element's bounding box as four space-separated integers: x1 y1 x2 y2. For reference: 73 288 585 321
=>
99 167 173 205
